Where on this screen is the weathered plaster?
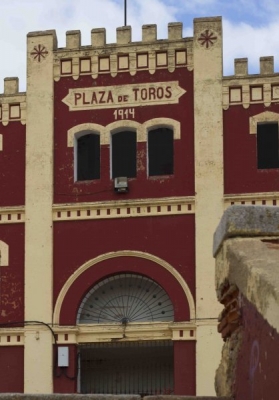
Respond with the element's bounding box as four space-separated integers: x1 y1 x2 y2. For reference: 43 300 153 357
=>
24 30 57 393
214 206 279 333
194 16 224 395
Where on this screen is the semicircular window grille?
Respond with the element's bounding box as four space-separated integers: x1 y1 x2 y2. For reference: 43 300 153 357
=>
77 273 174 324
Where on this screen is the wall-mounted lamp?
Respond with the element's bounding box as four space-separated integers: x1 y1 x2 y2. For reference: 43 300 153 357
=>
114 177 129 193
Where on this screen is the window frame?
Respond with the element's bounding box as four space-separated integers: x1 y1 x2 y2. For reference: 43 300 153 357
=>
110 128 137 179
147 125 174 177
256 121 279 169
74 130 101 182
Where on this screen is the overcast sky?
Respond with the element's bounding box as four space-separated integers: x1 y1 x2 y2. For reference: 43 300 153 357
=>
1 0 279 92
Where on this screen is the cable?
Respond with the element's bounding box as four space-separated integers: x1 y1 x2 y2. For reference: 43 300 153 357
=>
0 320 56 344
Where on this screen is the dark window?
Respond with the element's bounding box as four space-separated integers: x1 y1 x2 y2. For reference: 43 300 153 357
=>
77 133 100 181
257 123 279 169
148 128 174 176
112 131 137 178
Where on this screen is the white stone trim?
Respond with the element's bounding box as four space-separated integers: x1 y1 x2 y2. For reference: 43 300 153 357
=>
224 192 279 208
143 118 181 140
0 240 9 266
53 250 196 325
67 123 105 146
106 120 143 141
0 206 25 224
194 17 224 396
223 78 279 110
0 96 26 126
249 111 279 134
25 30 56 393
0 134 2 151
0 329 24 345
53 197 195 221
53 322 196 344
53 35 192 82
67 118 181 149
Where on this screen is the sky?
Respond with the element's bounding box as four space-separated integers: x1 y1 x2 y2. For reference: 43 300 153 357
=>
1 0 279 92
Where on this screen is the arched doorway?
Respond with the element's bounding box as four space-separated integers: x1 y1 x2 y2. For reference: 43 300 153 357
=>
77 273 174 395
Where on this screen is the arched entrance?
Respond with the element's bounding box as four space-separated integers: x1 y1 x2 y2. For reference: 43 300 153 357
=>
77 273 174 395
53 252 196 395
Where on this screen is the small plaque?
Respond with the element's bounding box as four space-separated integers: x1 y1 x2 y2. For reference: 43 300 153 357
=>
230 88 242 103
176 50 187 65
137 54 148 68
10 104 20 119
61 60 72 75
156 52 167 66
118 55 129 70
99 57 110 71
272 85 279 100
80 59 91 73
251 86 263 101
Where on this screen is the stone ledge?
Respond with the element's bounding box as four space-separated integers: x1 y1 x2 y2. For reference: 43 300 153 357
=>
213 205 279 256
0 396 232 400
145 397 232 400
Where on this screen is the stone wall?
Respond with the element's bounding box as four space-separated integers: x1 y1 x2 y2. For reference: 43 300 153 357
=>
214 205 279 399
0 396 232 400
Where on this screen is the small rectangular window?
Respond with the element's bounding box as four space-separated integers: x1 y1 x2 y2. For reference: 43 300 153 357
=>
257 123 279 169
77 134 100 181
112 131 137 178
148 128 174 176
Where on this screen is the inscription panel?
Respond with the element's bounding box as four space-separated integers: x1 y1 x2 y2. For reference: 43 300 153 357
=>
62 81 186 111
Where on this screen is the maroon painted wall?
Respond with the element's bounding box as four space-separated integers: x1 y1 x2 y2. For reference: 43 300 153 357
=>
0 224 24 324
54 69 194 203
0 122 25 206
224 104 279 194
0 346 24 392
53 344 77 393
174 341 195 395
54 214 195 324
234 296 279 400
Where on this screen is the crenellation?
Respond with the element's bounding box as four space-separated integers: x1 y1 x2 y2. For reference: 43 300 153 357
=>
91 28 106 47
168 22 183 40
234 58 248 76
52 24 192 81
142 24 157 42
223 57 279 109
4 77 19 95
27 29 58 49
66 30 81 49
260 56 274 75
116 25 132 45
0 90 26 126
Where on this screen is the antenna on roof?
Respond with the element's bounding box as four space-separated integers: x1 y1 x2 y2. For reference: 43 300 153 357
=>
124 0 127 26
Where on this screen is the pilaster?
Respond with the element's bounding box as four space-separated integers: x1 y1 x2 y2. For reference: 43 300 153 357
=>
24 29 57 393
193 17 224 395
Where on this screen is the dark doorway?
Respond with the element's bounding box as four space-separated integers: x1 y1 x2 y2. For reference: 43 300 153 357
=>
79 340 174 395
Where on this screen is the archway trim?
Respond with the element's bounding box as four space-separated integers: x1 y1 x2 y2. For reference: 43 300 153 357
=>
53 250 195 324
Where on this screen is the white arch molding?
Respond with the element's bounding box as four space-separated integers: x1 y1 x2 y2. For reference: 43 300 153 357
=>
249 111 279 134
143 118 181 139
53 250 195 324
67 118 181 147
67 123 105 146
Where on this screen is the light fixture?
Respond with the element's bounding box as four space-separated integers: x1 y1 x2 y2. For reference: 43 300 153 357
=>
114 177 128 193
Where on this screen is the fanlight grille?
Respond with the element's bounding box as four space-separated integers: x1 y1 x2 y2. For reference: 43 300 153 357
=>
77 273 174 324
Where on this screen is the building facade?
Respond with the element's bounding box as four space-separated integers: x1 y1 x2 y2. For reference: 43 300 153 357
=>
0 16 278 395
